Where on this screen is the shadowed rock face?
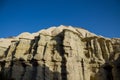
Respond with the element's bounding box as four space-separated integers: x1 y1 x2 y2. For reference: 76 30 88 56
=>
0 25 120 80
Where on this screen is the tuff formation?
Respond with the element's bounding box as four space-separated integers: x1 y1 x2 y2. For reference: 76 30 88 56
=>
0 25 120 80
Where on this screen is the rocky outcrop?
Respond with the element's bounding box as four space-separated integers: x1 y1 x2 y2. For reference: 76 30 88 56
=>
0 25 120 80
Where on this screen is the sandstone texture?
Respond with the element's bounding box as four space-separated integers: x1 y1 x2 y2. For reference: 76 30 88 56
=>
0 25 120 80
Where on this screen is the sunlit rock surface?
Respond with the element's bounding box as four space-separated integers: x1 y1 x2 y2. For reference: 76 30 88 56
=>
0 25 120 80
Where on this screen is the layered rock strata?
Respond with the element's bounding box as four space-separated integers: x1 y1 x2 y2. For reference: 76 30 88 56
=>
0 25 120 80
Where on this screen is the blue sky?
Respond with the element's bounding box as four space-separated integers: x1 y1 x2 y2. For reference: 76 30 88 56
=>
0 0 120 38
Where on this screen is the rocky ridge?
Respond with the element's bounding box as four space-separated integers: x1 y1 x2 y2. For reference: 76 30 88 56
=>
0 25 120 80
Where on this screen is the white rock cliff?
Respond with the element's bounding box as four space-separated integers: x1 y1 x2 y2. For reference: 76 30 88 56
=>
0 25 120 80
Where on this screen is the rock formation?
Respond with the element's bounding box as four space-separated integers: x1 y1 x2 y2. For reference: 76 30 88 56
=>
0 25 120 80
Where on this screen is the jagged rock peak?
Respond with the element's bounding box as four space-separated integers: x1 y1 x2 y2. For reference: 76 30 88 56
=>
0 25 97 40
13 25 96 39
0 25 120 80
36 25 97 37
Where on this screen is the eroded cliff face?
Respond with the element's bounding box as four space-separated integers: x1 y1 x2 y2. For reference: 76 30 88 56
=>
0 25 120 80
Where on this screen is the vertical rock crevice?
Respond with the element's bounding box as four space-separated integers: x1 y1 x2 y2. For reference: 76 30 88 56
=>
81 59 85 80
53 32 67 80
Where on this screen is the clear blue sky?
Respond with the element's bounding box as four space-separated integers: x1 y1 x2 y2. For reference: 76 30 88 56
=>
0 0 120 38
